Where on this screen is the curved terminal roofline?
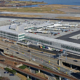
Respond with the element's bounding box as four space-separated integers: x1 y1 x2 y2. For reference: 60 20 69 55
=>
25 33 80 54
25 33 80 48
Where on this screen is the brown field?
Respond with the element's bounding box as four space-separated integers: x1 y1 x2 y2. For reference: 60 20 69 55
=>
16 73 27 80
56 16 80 20
0 14 40 18
9 1 46 5
0 4 67 14
0 4 78 14
36 73 48 79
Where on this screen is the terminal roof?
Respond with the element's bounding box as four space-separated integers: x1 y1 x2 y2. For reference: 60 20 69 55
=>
25 33 80 48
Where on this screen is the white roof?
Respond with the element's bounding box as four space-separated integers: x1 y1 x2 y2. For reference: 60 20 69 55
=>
9 24 17 30
25 33 80 48
54 23 62 26
0 23 25 35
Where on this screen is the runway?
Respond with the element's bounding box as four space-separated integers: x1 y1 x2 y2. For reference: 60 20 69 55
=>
1 11 80 21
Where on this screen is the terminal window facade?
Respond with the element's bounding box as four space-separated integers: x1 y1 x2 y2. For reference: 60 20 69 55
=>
0 31 18 41
61 45 80 52
19 34 25 37
18 34 25 41
25 36 52 45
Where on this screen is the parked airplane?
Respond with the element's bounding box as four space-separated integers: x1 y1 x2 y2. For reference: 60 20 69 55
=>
50 32 59 35
44 28 61 31
26 30 50 34
61 29 69 32
9 19 17 23
56 27 69 29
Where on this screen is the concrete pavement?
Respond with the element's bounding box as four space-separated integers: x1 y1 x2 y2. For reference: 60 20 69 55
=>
1 11 80 19
0 68 21 80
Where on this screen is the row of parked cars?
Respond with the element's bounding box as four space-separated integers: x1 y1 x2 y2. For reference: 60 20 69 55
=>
4 71 14 76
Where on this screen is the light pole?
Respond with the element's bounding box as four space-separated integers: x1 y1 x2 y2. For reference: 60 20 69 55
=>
30 52 31 61
49 55 50 64
58 54 61 66
64 52 68 62
58 53 62 80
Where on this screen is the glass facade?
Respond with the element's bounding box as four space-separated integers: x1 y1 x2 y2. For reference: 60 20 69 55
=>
0 31 18 41
19 34 25 37
18 37 24 40
25 36 52 45
18 34 25 41
61 45 80 52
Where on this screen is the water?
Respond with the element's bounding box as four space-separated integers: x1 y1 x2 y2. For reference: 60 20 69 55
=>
20 0 80 5
21 4 40 7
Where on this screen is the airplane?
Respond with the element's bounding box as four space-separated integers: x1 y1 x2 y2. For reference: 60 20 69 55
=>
9 19 17 23
26 30 50 34
50 32 59 35
69 24 78 27
47 25 54 28
43 28 61 31
61 29 69 32
53 28 61 31
55 27 69 29
62 24 78 27
53 23 62 27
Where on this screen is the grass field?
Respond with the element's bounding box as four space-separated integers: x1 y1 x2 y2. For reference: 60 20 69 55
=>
0 4 66 14
0 14 40 18
56 16 80 20
9 1 46 5
16 73 27 80
0 4 80 20
19 65 27 69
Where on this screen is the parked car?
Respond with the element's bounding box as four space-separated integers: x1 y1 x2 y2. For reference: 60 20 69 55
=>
53 55 59 59
73 60 78 62
4 71 9 74
16 52 19 54
9 74 14 76
40 52 43 53
6 48 9 50
27 50 30 52
62 78 68 80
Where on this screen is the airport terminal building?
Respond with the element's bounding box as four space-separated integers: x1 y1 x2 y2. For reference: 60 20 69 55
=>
0 21 80 56
0 24 25 41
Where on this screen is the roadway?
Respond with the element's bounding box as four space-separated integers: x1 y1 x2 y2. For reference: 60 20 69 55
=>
0 60 47 80
0 40 72 74
61 57 80 66
0 40 58 64
0 40 76 75
0 55 77 80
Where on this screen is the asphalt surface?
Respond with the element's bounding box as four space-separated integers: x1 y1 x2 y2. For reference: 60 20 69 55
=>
57 30 80 44
62 57 80 67
0 68 20 80
0 12 80 18
0 40 74 76
1 12 80 22
0 55 77 80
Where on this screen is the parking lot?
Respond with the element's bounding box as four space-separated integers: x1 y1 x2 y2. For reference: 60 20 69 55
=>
0 68 21 80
